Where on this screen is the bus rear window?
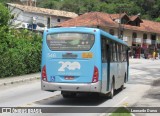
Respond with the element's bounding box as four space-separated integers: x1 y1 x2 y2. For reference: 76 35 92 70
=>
46 33 95 51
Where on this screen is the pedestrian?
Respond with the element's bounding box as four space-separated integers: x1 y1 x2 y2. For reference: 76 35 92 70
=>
152 51 156 60
157 53 160 59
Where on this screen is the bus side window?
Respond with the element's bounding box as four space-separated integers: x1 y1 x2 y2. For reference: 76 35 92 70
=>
122 46 127 61
118 44 122 62
106 44 109 61
110 41 115 62
110 41 113 62
120 45 123 62
124 46 127 61
113 42 117 62
101 38 107 63
116 43 119 62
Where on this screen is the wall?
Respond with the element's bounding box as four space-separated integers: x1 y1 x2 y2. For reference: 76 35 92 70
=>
8 5 72 30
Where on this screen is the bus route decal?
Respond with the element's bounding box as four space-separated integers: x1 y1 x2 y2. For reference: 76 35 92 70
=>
58 61 81 71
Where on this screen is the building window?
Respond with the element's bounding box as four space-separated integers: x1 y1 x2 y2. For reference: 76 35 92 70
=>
121 19 127 24
151 34 156 45
135 21 140 26
47 17 51 28
109 29 114 35
132 32 137 44
143 33 147 39
57 18 61 22
120 30 124 38
132 32 137 39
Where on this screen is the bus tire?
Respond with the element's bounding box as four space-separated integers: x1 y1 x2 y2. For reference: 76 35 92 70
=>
109 79 114 99
120 73 126 90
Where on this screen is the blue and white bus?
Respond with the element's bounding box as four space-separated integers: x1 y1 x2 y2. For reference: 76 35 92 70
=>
41 27 129 98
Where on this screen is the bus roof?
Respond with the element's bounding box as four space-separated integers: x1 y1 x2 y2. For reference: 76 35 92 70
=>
45 27 128 47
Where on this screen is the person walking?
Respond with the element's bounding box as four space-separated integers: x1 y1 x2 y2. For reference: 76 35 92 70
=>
152 51 156 60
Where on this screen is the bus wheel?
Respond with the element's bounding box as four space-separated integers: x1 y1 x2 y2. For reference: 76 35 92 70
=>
109 80 114 99
120 73 126 90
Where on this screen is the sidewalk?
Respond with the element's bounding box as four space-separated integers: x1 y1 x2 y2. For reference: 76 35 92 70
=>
0 73 40 87
132 78 160 116
133 78 160 107
130 58 160 108
129 58 160 64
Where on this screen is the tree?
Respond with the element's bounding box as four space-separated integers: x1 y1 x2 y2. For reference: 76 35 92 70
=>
55 0 101 14
155 17 160 22
99 3 117 13
0 3 10 26
37 0 62 9
1 0 160 21
0 3 42 78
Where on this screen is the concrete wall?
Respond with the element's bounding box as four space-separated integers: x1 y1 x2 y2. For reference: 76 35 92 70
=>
8 6 71 30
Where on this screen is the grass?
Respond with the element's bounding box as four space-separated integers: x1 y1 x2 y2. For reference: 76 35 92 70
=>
109 107 132 116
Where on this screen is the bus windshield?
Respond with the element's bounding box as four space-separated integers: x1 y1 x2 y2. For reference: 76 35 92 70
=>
46 33 95 51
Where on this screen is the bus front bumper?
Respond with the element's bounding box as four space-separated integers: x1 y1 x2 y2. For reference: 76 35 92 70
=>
41 81 101 92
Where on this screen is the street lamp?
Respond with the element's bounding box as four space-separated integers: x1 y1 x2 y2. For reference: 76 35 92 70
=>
118 7 124 40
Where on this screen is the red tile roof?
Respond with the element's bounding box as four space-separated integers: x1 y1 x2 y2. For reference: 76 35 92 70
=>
58 12 160 34
58 12 118 27
129 16 143 23
141 20 160 33
110 13 127 20
7 3 78 18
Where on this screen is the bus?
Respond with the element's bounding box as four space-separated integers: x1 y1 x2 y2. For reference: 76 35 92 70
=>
41 27 129 98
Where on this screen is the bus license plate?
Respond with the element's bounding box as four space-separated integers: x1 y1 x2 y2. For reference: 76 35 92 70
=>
64 76 74 80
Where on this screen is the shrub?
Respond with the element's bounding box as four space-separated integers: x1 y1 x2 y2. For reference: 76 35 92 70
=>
0 28 42 78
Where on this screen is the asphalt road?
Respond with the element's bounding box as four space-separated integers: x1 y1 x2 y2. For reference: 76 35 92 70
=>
0 59 160 116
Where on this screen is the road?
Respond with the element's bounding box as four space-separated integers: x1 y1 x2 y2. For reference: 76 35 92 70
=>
0 59 160 116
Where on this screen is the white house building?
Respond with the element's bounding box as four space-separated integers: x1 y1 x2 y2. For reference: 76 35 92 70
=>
7 3 78 31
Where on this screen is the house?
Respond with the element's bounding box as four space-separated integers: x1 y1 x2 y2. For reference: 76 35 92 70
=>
58 12 160 58
7 3 78 31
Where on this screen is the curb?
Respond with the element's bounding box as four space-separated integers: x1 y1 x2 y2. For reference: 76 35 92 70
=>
0 76 40 87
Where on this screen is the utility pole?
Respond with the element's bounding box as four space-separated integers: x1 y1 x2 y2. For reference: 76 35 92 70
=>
27 0 33 6
35 0 36 7
118 12 121 39
118 5 126 40
118 7 122 39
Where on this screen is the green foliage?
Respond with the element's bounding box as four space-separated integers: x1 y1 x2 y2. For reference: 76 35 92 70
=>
110 107 131 116
0 28 42 78
0 3 42 78
155 17 160 22
37 0 62 9
0 3 10 26
1 0 160 20
0 0 11 4
36 0 160 20
99 3 117 13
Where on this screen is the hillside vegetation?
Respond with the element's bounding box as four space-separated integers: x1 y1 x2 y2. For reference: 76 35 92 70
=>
1 0 160 22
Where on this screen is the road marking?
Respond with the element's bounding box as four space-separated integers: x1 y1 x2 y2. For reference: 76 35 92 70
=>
113 96 128 107
99 97 130 116
122 102 129 107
